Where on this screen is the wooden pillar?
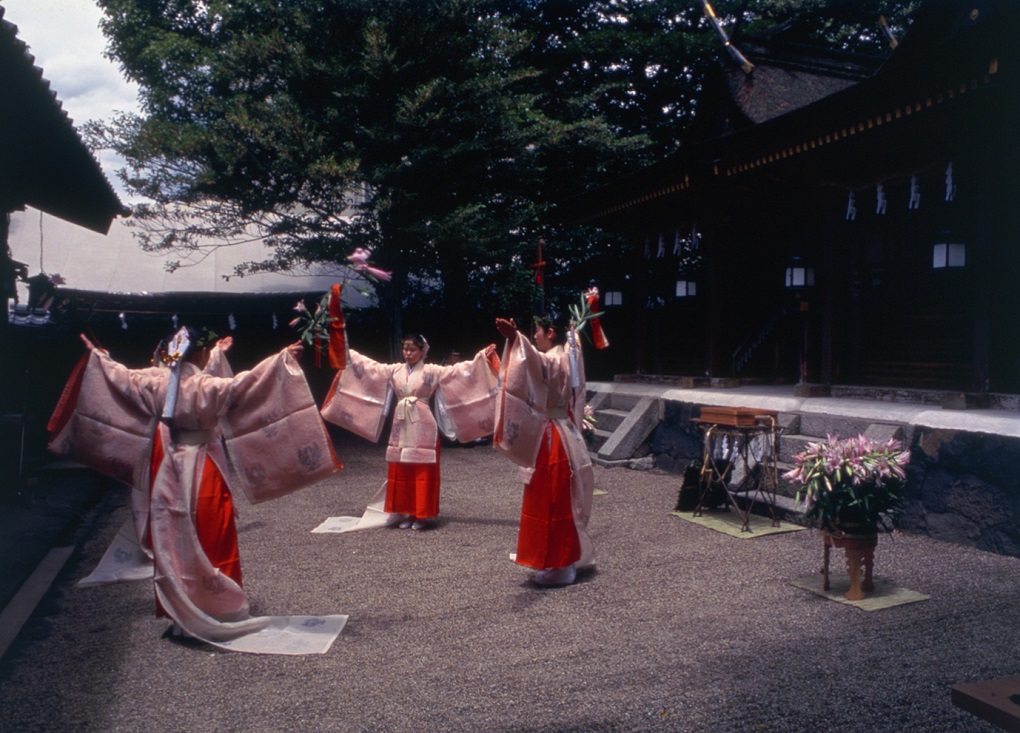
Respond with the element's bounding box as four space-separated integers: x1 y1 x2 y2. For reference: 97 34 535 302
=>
702 218 720 378
819 188 838 385
633 234 650 374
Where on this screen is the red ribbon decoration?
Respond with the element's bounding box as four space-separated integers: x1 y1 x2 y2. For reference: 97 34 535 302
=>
586 289 610 350
531 239 546 286
327 282 346 370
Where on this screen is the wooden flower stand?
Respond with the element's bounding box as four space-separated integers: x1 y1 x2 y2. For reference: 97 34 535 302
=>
822 530 878 601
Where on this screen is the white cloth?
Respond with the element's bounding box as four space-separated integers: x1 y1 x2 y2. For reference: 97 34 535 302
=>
77 517 154 586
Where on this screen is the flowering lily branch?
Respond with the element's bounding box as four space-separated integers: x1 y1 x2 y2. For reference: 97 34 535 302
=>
784 434 911 532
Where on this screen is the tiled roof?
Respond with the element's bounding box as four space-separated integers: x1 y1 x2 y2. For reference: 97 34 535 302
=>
0 4 126 233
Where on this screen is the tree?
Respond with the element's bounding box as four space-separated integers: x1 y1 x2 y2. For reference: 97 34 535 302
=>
88 0 918 350
729 0 918 54
90 0 668 348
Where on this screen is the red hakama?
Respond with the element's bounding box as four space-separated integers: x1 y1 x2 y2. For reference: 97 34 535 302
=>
515 423 581 570
494 333 596 575
384 442 441 519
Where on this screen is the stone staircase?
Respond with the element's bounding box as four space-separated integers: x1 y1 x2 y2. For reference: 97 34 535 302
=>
586 391 662 470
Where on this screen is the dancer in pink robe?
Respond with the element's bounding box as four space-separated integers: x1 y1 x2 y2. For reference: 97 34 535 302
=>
49 328 348 655
320 334 499 532
76 334 239 587
493 316 595 586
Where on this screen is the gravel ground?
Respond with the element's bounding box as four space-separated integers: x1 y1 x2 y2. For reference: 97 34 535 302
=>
0 431 1016 733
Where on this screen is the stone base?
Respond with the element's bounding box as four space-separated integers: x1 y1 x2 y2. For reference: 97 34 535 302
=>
952 675 1020 732
794 383 832 397
941 392 991 410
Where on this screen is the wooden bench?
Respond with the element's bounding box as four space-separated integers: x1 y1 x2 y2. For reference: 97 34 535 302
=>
952 676 1020 732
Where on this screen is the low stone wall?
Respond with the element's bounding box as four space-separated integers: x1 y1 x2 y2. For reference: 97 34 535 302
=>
901 428 1020 557
642 396 1020 559
646 401 703 473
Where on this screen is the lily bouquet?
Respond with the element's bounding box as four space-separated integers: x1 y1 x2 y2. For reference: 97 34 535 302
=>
290 292 333 352
783 434 910 533
568 286 610 350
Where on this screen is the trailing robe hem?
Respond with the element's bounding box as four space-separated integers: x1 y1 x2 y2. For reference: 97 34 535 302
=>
50 347 347 655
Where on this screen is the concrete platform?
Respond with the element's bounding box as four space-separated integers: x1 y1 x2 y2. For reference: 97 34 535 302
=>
588 381 1020 438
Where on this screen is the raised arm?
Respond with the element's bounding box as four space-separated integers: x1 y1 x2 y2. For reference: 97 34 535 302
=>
495 317 517 345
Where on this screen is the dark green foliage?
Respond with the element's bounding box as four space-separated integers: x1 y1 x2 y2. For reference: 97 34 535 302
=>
731 0 918 54
87 0 919 343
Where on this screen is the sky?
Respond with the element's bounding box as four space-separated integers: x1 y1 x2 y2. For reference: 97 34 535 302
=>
2 1 360 296
2 0 141 201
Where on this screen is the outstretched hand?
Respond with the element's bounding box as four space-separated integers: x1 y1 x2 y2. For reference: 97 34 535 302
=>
215 335 233 352
495 318 517 342
482 343 502 375
79 334 95 352
286 341 304 359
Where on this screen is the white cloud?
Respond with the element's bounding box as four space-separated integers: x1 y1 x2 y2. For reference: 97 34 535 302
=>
3 0 141 200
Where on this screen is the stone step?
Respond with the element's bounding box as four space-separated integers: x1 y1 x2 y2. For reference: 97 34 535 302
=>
777 433 817 463
594 407 630 432
777 412 801 435
590 453 656 470
597 396 662 462
797 415 906 443
596 393 649 412
587 429 612 452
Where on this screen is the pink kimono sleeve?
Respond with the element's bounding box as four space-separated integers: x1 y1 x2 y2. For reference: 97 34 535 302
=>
320 348 394 442
493 335 552 469
434 346 499 443
47 350 163 488
219 349 342 504
203 346 234 378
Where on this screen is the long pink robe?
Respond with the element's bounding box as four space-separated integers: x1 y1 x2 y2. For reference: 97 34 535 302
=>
75 346 238 587
319 347 498 529
494 334 595 571
50 347 348 654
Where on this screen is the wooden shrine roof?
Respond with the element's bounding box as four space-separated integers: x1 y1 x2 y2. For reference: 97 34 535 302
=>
562 0 1017 229
0 4 126 234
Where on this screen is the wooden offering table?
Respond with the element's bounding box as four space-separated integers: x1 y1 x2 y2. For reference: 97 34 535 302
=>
692 407 780 533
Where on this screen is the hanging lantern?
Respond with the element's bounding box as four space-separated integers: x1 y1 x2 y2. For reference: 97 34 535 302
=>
675 279 697 298
784 257 815 290
603 290 623 306
932 231 966 269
